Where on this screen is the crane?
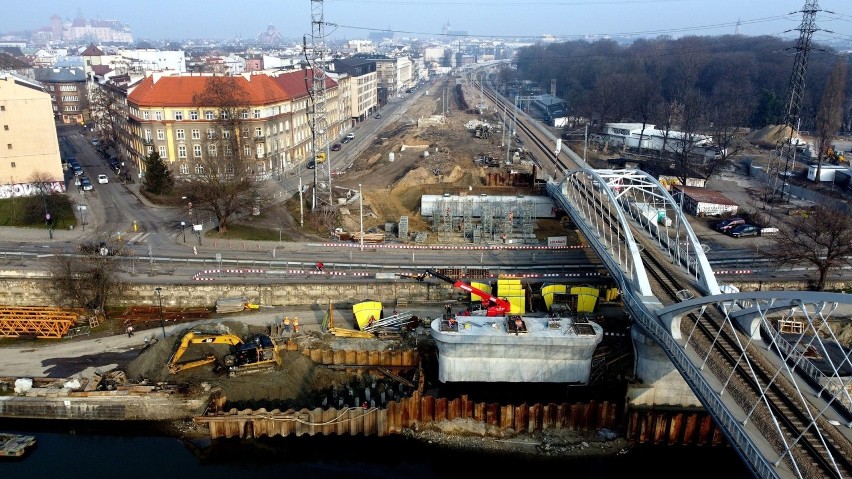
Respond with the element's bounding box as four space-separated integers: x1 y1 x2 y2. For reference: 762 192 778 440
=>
399 269 511 316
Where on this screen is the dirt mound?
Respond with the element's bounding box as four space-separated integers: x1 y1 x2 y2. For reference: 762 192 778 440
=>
749 124 795 147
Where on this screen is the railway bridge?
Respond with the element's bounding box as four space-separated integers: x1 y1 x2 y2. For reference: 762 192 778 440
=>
545 168 852 479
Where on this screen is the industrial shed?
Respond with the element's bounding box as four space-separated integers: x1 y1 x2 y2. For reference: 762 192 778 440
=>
672 185 738 218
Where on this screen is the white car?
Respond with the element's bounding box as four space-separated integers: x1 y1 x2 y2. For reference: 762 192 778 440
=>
97 174 109 184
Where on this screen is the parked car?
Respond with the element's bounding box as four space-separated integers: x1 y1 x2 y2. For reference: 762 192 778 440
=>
729 224 759 237
342 132 355 143
72 165 84 176
715 217 745 232
374 113 381 119
91 138 100 146
97 174 109 184
80 177 93 191
306 160 316 169
331 143 341 151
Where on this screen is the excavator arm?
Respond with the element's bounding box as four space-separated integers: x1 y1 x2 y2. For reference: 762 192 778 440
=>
167 331 244 374
399 270 511 316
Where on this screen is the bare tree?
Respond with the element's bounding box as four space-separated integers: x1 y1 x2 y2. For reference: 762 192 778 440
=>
764 204 852 291
813 59 848 181
44 238 133 314
181 76 265 233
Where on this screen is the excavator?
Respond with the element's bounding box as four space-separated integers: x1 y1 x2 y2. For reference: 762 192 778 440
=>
167 331 280 376
398 269 511 317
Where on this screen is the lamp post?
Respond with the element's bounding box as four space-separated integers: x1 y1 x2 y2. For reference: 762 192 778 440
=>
359 183 364 251
155 287 165 338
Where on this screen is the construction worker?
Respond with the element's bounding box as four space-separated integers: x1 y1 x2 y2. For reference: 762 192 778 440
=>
292 317 300 335
283 317 291 333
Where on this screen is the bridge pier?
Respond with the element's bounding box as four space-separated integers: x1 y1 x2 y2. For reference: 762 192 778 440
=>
627 325 702 408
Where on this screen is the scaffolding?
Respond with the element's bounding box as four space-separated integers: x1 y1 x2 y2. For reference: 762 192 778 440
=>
0 306 79 339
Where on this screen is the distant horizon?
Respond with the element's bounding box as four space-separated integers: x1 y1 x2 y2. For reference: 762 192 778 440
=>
1 1 848 45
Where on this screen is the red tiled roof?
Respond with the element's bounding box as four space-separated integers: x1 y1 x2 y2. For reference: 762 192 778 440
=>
91 65 111 76
81 44 104 56
128 74 292 108
272 69 337 100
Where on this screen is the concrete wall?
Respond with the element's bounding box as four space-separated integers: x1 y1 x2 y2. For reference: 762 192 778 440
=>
0 278 460 309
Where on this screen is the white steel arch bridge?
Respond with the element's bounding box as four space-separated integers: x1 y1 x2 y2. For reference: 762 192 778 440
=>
545 169 852 479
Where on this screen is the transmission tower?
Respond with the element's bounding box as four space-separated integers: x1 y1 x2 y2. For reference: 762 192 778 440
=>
779 0 821 201
306 0 332 211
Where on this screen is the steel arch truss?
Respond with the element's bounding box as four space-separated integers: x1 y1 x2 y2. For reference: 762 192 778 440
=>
652 291 852 478
546 169 719 298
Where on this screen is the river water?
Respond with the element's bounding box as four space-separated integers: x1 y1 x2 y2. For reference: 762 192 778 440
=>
1 419 753 478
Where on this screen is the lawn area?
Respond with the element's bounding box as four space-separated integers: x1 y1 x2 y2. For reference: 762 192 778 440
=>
0 195 77 230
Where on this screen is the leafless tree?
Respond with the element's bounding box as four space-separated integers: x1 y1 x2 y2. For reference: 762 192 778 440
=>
44 238 133 314
180 76 265 233
813 59 848 180
764 204 852 291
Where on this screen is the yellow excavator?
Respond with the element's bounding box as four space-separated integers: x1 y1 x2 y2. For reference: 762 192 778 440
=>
167 331 280 376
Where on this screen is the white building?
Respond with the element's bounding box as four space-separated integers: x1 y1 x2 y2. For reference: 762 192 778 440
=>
603 122 714 155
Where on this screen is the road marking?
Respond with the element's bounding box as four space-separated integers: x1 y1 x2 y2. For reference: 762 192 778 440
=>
127 232 150 244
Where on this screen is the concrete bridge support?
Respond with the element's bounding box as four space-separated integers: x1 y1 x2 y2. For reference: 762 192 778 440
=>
627 325 702 408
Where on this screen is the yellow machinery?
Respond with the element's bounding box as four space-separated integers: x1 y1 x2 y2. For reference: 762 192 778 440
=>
167 331 280 375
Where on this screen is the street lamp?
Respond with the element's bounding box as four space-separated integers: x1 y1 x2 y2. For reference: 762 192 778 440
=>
155 287 165 338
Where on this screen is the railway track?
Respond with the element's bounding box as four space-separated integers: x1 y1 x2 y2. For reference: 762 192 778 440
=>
471 75 852 477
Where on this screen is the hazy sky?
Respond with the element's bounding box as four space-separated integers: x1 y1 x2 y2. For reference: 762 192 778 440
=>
1 0 850 43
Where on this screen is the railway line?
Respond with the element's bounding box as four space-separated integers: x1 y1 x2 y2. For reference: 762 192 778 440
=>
470 73 852 478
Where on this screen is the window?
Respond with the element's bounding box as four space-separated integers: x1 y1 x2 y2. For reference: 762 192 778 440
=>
159 146 167 158
64 105 78 112
254 127 262 138
156 129 165 140
174 111 183 120
253 109 261 119
61 95 79 102
241 111 249 119
222 130 231 139
144 129 152 140
0 106 4 111
142 111 149 120
208 144 217 157
155 111 163 120
207 128 216 139
190 110 198 120
225 164 234 175
10 161 15 167
176 129 185 140
178 145 187 158
191 129 200 140
60 85 76 92
179 163 189 175
241 129 249 138
193 144 202 158
194 164 205 175
205 110 214 120
244 145 251 157
3 125 8 131
147 146 154 155
221 110 229 120
224 145 232 157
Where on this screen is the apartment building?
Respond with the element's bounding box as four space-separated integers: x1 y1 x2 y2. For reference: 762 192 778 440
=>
33 66 88 124
125 70 341 179
0 71 64 198
331 58 378 123
374 56 413 98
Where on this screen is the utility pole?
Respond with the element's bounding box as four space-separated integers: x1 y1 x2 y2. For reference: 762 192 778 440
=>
779 0 821 202
306 0 331 211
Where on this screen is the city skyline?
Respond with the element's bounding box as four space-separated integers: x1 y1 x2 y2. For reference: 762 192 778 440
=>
0 0 849 43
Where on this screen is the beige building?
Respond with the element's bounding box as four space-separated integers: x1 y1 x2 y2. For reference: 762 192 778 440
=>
375 56 414 98
0 71 64 198
331 58 378 123
125 70 343 178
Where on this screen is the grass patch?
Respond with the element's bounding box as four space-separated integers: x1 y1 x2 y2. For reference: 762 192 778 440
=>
0 195 77 229
210 223 291 241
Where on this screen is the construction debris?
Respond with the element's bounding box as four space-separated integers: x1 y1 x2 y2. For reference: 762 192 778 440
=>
215 297 259 314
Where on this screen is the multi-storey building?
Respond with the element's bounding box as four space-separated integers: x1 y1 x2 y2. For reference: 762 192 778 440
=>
331 58 378 123
125 70 341 179
33 66 88 124
374 56 413 98
0 71 64 197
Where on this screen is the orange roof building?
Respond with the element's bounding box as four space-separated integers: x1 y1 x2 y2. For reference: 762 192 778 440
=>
126 72 343 178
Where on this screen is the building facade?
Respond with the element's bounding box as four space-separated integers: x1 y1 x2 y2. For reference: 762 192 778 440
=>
125 71 342 179
331 58 377 123
33 66 88 124
0 72 64 198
